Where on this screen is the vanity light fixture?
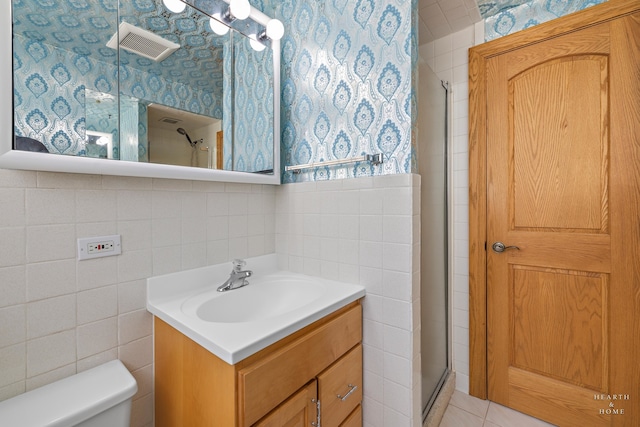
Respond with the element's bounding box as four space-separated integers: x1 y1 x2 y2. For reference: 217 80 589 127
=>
265 19 284 41
249 18 284 52
209 15 230 35
95 136 110 146
249 37 266 52
162 0 186 14
229 0 251 20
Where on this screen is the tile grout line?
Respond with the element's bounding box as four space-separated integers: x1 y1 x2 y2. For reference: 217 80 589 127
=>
446 401 488 425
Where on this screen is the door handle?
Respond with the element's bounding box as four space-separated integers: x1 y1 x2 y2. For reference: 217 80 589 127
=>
492 242 520 253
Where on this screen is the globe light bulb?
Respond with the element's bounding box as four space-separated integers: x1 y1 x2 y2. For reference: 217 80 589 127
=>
266 19 284 41
249 38 266 52
209 16 229 35
229 0 251 20
162 0 186 14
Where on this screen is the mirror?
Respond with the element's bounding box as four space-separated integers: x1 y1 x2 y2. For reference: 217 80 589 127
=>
2 0 280 184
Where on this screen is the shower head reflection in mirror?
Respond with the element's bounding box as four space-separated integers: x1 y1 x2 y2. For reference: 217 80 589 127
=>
1 0 282 184
177 128 195 147
177 128 203 147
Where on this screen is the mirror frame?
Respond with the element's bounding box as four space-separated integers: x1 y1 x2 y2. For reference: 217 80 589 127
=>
0 2 280 185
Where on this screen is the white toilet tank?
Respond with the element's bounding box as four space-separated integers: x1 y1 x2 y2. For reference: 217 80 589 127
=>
0 360 138 427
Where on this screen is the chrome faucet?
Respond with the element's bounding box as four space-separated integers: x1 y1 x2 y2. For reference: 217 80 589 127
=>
217 259 252 292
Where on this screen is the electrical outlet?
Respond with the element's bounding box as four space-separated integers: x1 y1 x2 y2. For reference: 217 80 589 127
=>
77 235 122 260
88 241 114 254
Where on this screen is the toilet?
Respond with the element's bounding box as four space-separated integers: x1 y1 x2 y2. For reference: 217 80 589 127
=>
0 360 137 427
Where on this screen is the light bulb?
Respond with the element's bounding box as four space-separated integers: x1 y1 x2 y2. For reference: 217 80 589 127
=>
96 137 109 146
229 0 251 20
162 0 186 13
249 38 266 52
209 16 229 35
266 19 284 41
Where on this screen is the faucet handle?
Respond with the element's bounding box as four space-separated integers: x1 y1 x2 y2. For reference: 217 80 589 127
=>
232 259 246 272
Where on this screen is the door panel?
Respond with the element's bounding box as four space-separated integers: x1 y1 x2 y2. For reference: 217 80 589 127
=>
485 10 640 427
510 55 609 232
511 266 607 391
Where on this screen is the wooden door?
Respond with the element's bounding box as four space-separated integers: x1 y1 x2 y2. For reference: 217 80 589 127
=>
216 130 223 169
469 2 640 427
253 380 318 427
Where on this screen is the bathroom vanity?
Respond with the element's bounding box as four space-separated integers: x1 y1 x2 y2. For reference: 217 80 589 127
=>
147 255 365 426
154 302 362 426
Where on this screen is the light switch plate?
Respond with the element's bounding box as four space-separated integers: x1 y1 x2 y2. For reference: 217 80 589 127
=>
77 235 122 260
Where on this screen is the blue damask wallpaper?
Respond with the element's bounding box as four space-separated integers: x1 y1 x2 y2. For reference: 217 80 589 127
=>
14 33 108 155
85 89 119 159
483 0 607 40
259 0 418 182
12 0 223 157
228 36 274 173
477 0 530 17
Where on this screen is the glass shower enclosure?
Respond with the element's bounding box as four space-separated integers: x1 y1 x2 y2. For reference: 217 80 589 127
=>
417 61 451 422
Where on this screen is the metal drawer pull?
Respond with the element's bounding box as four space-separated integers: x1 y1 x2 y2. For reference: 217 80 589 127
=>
337 384 358 401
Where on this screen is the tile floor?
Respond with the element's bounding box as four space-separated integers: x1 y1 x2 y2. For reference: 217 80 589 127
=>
440 391 557 427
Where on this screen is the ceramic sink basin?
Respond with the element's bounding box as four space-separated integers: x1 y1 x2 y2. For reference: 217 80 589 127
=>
147 254 365 364
181 276 327 323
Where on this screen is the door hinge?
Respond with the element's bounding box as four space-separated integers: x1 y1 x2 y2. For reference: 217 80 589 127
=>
311 398 321 427
484 241 487 251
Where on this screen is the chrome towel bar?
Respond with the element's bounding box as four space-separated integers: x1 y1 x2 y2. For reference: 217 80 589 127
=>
285 153 383 174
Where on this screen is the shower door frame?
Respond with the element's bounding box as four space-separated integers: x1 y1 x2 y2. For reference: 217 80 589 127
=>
418 66 453 422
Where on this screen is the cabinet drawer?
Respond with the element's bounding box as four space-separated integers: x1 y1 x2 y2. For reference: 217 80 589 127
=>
318 344 363 427
339 405 362 427
239 304 362 427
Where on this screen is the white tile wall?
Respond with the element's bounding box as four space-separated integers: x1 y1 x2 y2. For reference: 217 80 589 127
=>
0 168 276 427
419 22 483 394
275 174 423 427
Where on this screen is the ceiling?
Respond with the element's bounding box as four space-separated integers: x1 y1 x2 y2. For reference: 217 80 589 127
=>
417 0 482 44
417 0 530 44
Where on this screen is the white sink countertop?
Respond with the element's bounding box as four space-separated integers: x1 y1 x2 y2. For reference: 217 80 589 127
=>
147 254 366 364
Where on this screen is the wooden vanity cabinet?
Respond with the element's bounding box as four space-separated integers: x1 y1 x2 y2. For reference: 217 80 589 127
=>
154 301 363 427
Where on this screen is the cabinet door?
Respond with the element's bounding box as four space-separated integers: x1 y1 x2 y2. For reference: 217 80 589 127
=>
253 380 318 427
318 345 363 427
339 405 362 427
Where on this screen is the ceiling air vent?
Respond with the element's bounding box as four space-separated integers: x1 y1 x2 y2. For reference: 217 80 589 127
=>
159 117 181 124
107 22 180 62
